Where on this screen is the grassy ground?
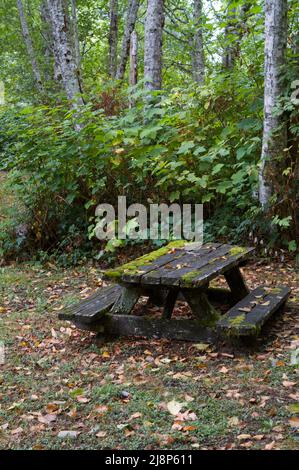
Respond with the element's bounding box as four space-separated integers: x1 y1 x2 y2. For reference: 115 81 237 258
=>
0 259 298 450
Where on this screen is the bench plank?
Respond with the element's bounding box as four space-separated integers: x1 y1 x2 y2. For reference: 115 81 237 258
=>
217 285 291 336
58 284 123 324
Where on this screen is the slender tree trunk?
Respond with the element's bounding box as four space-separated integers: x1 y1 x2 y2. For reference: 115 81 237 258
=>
129 30 138 107
222 3 250 70
222 4 237 69
144 0 164 91
258 0 288 207
191 0 205 83
46 0 83 106
40 0 61 82
116 0 140 80
108 0 118 78
129 31 138 87
17 0 44 93
71 0 81 69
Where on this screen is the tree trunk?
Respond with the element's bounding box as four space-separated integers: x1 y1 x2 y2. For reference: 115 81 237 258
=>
222 3 250 70
40 0 63 83
144 0 164 91
129 31 138 87
116 0 140 80
17 0 44 93
258 0 288 207
71 0 81 69
129 30 138 107
46 0 83 106
190 0 205 83
222 4 237 69
108 0 118 78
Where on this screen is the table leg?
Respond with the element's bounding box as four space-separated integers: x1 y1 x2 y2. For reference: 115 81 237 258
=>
162 289 179 319
182 288 220 327
111 286 141 315
224 266 249 303
147 288 167 307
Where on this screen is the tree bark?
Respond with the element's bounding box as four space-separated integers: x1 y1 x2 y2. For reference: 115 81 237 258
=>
190 0 205 83
258 0 288 207
71 0 81 69
46 0 83 106
222 4 237 69
129 31 138 107
129 31 138 87
17 0 44 93
222 3 250 70
108 0 118 78
144 0 164 91
116 0 140 80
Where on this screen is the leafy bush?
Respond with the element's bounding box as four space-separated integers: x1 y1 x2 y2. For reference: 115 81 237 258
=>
0 76 296 263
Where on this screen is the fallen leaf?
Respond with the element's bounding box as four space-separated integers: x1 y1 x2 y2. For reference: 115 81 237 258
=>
167 400 185 416
38 414 57 424
193 343 210 352
283 380 296 388
96 431 107 438
57 430 79 439
237 434 251 440
288 417 299 428
264 441 275 450
11 427 23 435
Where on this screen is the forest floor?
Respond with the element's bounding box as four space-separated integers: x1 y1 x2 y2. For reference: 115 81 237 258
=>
0 259 298 450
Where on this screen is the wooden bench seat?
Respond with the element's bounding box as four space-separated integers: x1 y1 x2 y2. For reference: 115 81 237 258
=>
216 285 291 336
58 284 123 324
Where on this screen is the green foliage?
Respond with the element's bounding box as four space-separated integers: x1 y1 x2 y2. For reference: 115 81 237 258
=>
0 75 265 261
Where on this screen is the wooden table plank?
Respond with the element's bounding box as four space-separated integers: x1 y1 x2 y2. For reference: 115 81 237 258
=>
140 243 223 286
183 246 254 288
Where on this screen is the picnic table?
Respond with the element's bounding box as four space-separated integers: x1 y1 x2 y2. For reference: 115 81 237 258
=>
59 241 290 342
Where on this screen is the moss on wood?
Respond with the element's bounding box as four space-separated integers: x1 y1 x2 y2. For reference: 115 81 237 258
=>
104 240 187 281
229 246 247 257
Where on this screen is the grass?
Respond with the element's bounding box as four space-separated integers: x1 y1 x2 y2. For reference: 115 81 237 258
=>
0 260 298 450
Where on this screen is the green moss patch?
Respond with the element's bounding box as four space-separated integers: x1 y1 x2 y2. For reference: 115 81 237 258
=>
104 240 187 280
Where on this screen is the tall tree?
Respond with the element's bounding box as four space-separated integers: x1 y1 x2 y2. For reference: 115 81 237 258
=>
71 0 81 70
108 0 118 78
116 0 140 80
46 0 83 105
144 0 164 91
222 2 250 70
190 0 205 83
129 30 138 87
222 3 237 69
17 0 44 93
259 0 288 208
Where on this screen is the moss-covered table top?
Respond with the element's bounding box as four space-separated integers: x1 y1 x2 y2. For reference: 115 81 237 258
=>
104 241 255 288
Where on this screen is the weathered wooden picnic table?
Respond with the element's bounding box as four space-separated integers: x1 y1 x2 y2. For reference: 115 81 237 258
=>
59 241 291 341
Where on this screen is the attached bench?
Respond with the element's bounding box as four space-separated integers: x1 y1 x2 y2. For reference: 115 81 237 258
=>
58 284 123 324
216 285 291 336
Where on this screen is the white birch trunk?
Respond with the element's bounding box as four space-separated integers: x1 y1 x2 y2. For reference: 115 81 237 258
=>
17 0 44 93
144 0 164 91
116 0 140 80
258 0 288 207
108 0 118 78
191 0 205 84
41 0 62 82
71 0 81 69
46 0 83 106
129 31 138 87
